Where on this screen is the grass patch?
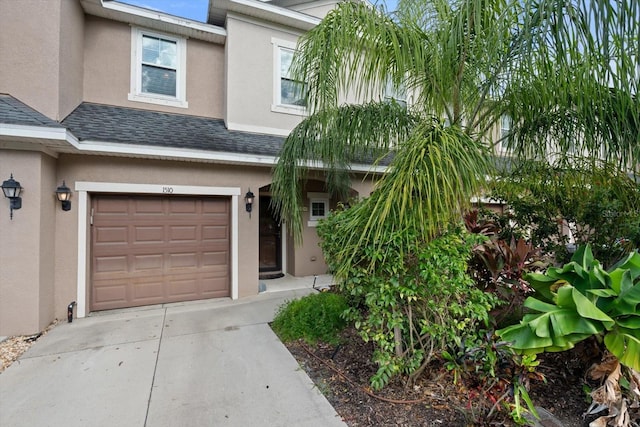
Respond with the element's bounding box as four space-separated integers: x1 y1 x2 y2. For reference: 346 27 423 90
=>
271 292 348 345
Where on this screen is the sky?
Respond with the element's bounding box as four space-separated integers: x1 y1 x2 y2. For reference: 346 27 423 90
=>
121 0 398 21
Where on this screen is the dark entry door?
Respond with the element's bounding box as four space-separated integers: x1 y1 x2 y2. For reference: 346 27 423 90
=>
258 196 282 272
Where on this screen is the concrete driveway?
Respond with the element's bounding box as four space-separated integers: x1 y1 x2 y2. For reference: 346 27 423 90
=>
0 285 346 427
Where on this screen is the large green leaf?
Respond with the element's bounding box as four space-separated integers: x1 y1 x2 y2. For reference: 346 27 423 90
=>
608 280 640 318
524 272 559 302
497 293 607 353
615 316 640 329
555 286 614 329
610 251 640 281
608 268 633 295
497 322 554 351
604 328 640 371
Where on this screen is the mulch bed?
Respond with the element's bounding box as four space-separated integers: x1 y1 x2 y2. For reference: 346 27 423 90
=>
283 326 598 426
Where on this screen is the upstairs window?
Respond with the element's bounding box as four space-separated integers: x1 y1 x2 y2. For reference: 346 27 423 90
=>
383 79 407 107
130 28 187 108
272 38 306 114
498 115 512 154
280 48 306 106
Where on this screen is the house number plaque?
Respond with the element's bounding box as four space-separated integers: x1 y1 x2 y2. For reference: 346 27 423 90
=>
162 186 174 194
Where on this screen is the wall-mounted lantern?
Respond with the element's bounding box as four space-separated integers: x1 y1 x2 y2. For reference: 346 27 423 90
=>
245 189 255 218
1 174 23 220
55 181 72 211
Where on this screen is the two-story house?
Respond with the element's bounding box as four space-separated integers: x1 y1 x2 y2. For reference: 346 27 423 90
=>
0 0 377 336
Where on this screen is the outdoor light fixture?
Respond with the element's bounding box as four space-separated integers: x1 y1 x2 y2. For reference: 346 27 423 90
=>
2 173 23 220
245 189 255 217
55 180 72 211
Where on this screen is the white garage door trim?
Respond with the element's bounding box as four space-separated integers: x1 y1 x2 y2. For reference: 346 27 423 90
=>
75 182 241 318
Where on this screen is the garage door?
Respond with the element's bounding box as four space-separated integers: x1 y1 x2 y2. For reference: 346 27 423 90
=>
90 195 230 311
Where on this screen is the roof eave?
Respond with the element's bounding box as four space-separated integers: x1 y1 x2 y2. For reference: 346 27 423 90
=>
208 0 320 30
80 0 227 44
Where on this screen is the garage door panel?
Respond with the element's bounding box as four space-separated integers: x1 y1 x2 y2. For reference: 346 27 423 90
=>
169 225 198 242
132 280 164 300
135 226 165 243
203 225 228 240
202 251 228 266
91 195 230 311
169 198 198 214
167 278 198 297
203 199 229 214
95 256 128 273
93 282 129 305
95 198 129 215
134 198 164 214
95 227 129 244
202 276 230 297
133 254 163 270
168 252 199 268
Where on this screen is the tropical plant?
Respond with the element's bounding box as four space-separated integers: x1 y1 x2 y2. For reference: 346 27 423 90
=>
489 160 640 266
272 0 640 245
464 210 547 327
271 0 519 245
498 245 640 370
497 245 640 425
318 208 500 390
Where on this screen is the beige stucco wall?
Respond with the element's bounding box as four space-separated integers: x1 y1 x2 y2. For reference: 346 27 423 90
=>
82 16 225 118
0 150 58 335
58 0 85 120
225 17 306 135
0 0 77 121
287 174 377 277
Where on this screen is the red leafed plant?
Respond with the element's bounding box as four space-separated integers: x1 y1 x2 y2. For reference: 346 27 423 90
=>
464 210 547 327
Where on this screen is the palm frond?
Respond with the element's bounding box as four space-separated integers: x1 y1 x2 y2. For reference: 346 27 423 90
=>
271 101 419 242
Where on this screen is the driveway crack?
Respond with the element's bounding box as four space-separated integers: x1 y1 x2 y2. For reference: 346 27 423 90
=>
144 307 167 427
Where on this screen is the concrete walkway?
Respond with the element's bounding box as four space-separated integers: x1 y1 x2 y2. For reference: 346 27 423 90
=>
0 276 345 427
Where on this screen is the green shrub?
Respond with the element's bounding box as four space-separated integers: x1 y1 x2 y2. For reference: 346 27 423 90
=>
271 292 348 345
318 202 501 390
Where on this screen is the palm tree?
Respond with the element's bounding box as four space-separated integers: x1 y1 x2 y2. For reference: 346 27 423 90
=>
271 0 514 249
271 0 640 258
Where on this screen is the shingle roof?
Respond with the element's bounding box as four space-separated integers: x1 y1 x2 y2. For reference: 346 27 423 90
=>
61 102 285 157
0 94 64 128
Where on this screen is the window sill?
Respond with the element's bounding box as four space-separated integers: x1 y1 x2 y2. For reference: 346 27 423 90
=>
307 220 326 227
128 93 188 109
271 104 306 116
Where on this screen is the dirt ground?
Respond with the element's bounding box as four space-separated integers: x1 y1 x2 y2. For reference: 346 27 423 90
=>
283 326 606 426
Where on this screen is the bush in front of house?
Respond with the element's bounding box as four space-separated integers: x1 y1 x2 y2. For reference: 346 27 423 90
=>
271 291 348 345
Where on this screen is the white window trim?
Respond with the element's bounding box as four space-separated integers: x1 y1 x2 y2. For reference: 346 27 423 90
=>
74 182 240 318
307 192 329 226
129 27 188 109
271 37 306 116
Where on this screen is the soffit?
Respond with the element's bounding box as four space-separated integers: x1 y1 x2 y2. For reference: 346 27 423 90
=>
80 0 227 44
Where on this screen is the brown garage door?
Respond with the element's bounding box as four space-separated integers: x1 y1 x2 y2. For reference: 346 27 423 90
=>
90 195 230 311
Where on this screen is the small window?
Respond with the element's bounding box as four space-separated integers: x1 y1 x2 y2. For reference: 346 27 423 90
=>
129 28 187 108
310 200 327 219
308 194 329 226
272 39 306 114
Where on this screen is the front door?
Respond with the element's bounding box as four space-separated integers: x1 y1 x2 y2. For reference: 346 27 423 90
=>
258 196 281 273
